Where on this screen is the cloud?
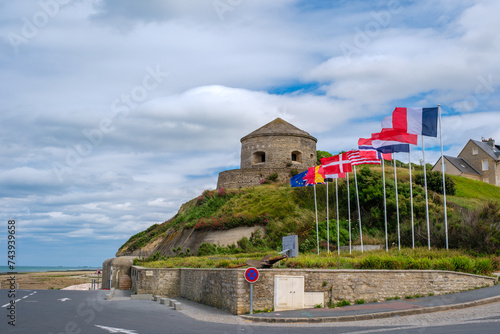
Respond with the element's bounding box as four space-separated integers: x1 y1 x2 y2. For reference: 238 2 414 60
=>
1 0 500 267
304 0 500 109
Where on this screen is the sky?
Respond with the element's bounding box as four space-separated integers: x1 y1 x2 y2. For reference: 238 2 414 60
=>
1 0 499 267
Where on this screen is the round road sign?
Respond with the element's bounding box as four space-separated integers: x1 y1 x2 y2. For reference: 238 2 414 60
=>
244 267 259 283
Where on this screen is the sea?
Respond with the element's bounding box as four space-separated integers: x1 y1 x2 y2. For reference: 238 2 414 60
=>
0 266 99 273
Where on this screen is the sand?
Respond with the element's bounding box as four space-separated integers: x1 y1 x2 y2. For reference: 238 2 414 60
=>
0 270 102 290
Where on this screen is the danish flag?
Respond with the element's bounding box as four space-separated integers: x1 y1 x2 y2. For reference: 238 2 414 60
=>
321 153 352 175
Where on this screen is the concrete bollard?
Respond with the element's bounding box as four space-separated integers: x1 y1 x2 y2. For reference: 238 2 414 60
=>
154 295 162 302
105 294 113 300
160 298 169 305
169 299 177 307
173 302 182 310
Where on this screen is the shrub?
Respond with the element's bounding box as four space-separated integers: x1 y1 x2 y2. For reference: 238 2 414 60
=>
266 173 279 182
414 171 456 195
337 300 351 307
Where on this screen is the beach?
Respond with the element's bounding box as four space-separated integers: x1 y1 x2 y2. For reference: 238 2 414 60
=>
0 270 102 290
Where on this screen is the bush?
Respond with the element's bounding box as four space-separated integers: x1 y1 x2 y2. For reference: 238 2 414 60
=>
415 171 456 195
266 173 279 182
337 300 351 307
197 243 218 256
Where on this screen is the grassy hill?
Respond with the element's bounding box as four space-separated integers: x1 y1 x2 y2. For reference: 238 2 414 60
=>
119 165 500 257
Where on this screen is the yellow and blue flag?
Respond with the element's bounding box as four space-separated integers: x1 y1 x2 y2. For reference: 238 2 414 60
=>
290 170 307 187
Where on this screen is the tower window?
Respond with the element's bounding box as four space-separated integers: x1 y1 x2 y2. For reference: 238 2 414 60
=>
253 152 266 164
291 151 302 163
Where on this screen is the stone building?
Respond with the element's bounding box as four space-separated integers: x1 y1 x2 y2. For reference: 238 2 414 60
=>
217 118 317 189
432 138 500 186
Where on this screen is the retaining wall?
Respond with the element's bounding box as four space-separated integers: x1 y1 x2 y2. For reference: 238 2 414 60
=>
130 267 496 315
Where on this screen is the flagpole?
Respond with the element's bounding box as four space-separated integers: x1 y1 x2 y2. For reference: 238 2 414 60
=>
393 155 400 250
326 180 330 253
314 183 319 255
422 135 431 250
353 166 363 252
409 147 415 249
336 178 340 255
347 172 351 254
438 104 449 250
382 158 388 252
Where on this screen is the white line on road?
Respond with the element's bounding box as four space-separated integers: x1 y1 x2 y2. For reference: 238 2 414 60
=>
95 324 139 333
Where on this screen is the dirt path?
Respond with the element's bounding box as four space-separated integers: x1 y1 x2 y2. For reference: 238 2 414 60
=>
0 271 102 290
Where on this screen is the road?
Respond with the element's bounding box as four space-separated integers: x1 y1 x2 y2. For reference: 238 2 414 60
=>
1 289 500 333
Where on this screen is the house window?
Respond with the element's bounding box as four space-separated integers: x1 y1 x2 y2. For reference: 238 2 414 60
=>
253 152 266 164
472 147 478 155
443 162 446 172
482 159 488 171
291 151 302 163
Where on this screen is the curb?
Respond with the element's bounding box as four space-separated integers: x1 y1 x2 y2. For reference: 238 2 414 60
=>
240 295 500 323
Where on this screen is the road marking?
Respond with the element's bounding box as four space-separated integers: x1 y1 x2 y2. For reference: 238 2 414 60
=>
58 298 71 302
95 324 139 333
1 292 34 307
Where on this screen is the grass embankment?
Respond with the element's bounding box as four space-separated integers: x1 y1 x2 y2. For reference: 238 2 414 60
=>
121 165 500 255
448 175 500 209
136 248 500 276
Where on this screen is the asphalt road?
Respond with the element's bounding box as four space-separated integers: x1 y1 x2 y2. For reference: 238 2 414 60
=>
1 289 499 334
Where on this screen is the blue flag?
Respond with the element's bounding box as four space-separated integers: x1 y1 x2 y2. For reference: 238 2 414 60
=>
290 170 307 187
376 143 410 154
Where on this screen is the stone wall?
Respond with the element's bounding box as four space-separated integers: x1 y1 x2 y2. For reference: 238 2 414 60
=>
130 267 496 315
460 140 499 185
432 156 482 181
240 135 316 170
217 167 299 189
180 269 242 314
102 256 137 290
132 267 181 297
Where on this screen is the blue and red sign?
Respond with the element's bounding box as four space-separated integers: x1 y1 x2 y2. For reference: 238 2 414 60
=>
244 267 259 283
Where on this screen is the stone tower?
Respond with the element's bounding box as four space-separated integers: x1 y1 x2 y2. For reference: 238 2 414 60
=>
217 118 317 189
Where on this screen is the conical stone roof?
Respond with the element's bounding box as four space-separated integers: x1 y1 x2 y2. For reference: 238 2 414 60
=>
240 118 317 142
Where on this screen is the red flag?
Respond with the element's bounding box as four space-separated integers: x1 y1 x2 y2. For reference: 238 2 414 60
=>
304 166 325 186
378 126 418 145
346 150 381 166
321 153 352 175
358 138 392 160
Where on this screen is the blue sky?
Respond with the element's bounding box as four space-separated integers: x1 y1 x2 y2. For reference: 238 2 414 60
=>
1 0 499 267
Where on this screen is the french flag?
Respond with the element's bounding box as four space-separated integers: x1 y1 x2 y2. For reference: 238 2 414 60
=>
381 107 438 137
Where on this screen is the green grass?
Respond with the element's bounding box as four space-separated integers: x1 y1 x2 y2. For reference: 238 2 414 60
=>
120 167 500 255
448 175 500 209
136 247 499 276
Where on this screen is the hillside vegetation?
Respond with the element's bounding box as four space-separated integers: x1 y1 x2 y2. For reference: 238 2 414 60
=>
120 164 500 257
136 248 499 276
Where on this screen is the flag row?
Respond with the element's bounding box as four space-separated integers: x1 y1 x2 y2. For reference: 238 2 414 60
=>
291 106 439 187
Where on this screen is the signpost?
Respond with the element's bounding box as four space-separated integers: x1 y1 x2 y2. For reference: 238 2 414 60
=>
244 267 259 314
94 269 101 290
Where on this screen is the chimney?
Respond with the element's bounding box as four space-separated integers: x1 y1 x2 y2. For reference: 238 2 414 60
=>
482 138 495 147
